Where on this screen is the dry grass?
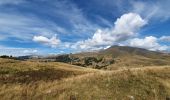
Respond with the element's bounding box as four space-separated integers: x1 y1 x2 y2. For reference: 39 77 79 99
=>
0 58 170 100
107 55 170 70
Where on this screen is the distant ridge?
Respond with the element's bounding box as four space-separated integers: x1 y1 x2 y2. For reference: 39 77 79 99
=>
35 46 170 70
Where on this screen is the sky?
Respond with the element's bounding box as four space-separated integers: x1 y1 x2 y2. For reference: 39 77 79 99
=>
0 0 170 56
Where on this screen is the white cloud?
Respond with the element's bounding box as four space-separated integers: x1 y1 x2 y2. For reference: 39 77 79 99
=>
0 0 100 42
160 36 170 42
47 0 100 38
128 36 168 51
113 13 147 40
72 13 147 50
0 12 68 41
97 16 113 27
131 0 170 21
33 35 61 48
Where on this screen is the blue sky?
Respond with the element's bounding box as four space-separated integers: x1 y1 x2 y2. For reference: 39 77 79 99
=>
0 0 170 56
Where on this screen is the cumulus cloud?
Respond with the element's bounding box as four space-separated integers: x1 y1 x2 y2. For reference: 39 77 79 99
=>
128 36 168 51
30 12 169 52
160 36 170 42
72 13 147 50
33 35 61 48
113 13 147 40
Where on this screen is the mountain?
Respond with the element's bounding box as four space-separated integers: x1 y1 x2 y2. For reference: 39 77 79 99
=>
48 46 170 70
98 46 170 69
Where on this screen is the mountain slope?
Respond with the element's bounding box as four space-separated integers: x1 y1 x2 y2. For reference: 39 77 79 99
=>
100 46 170 70
53 46 170 70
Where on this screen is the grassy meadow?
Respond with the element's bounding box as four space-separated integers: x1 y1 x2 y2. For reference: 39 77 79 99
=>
0 58 170 100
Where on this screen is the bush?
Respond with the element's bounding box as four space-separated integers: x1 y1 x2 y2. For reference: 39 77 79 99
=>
0 55 10 58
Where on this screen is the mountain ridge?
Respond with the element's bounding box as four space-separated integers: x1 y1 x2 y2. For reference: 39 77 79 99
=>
44 46 170 70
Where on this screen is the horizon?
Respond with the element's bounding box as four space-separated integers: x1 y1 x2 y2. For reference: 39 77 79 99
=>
1 45 169 57
0 0 170 56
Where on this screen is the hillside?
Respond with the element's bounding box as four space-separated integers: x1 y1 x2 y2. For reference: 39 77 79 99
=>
0 58 97 84
0 58 170 99
52 46 170 70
